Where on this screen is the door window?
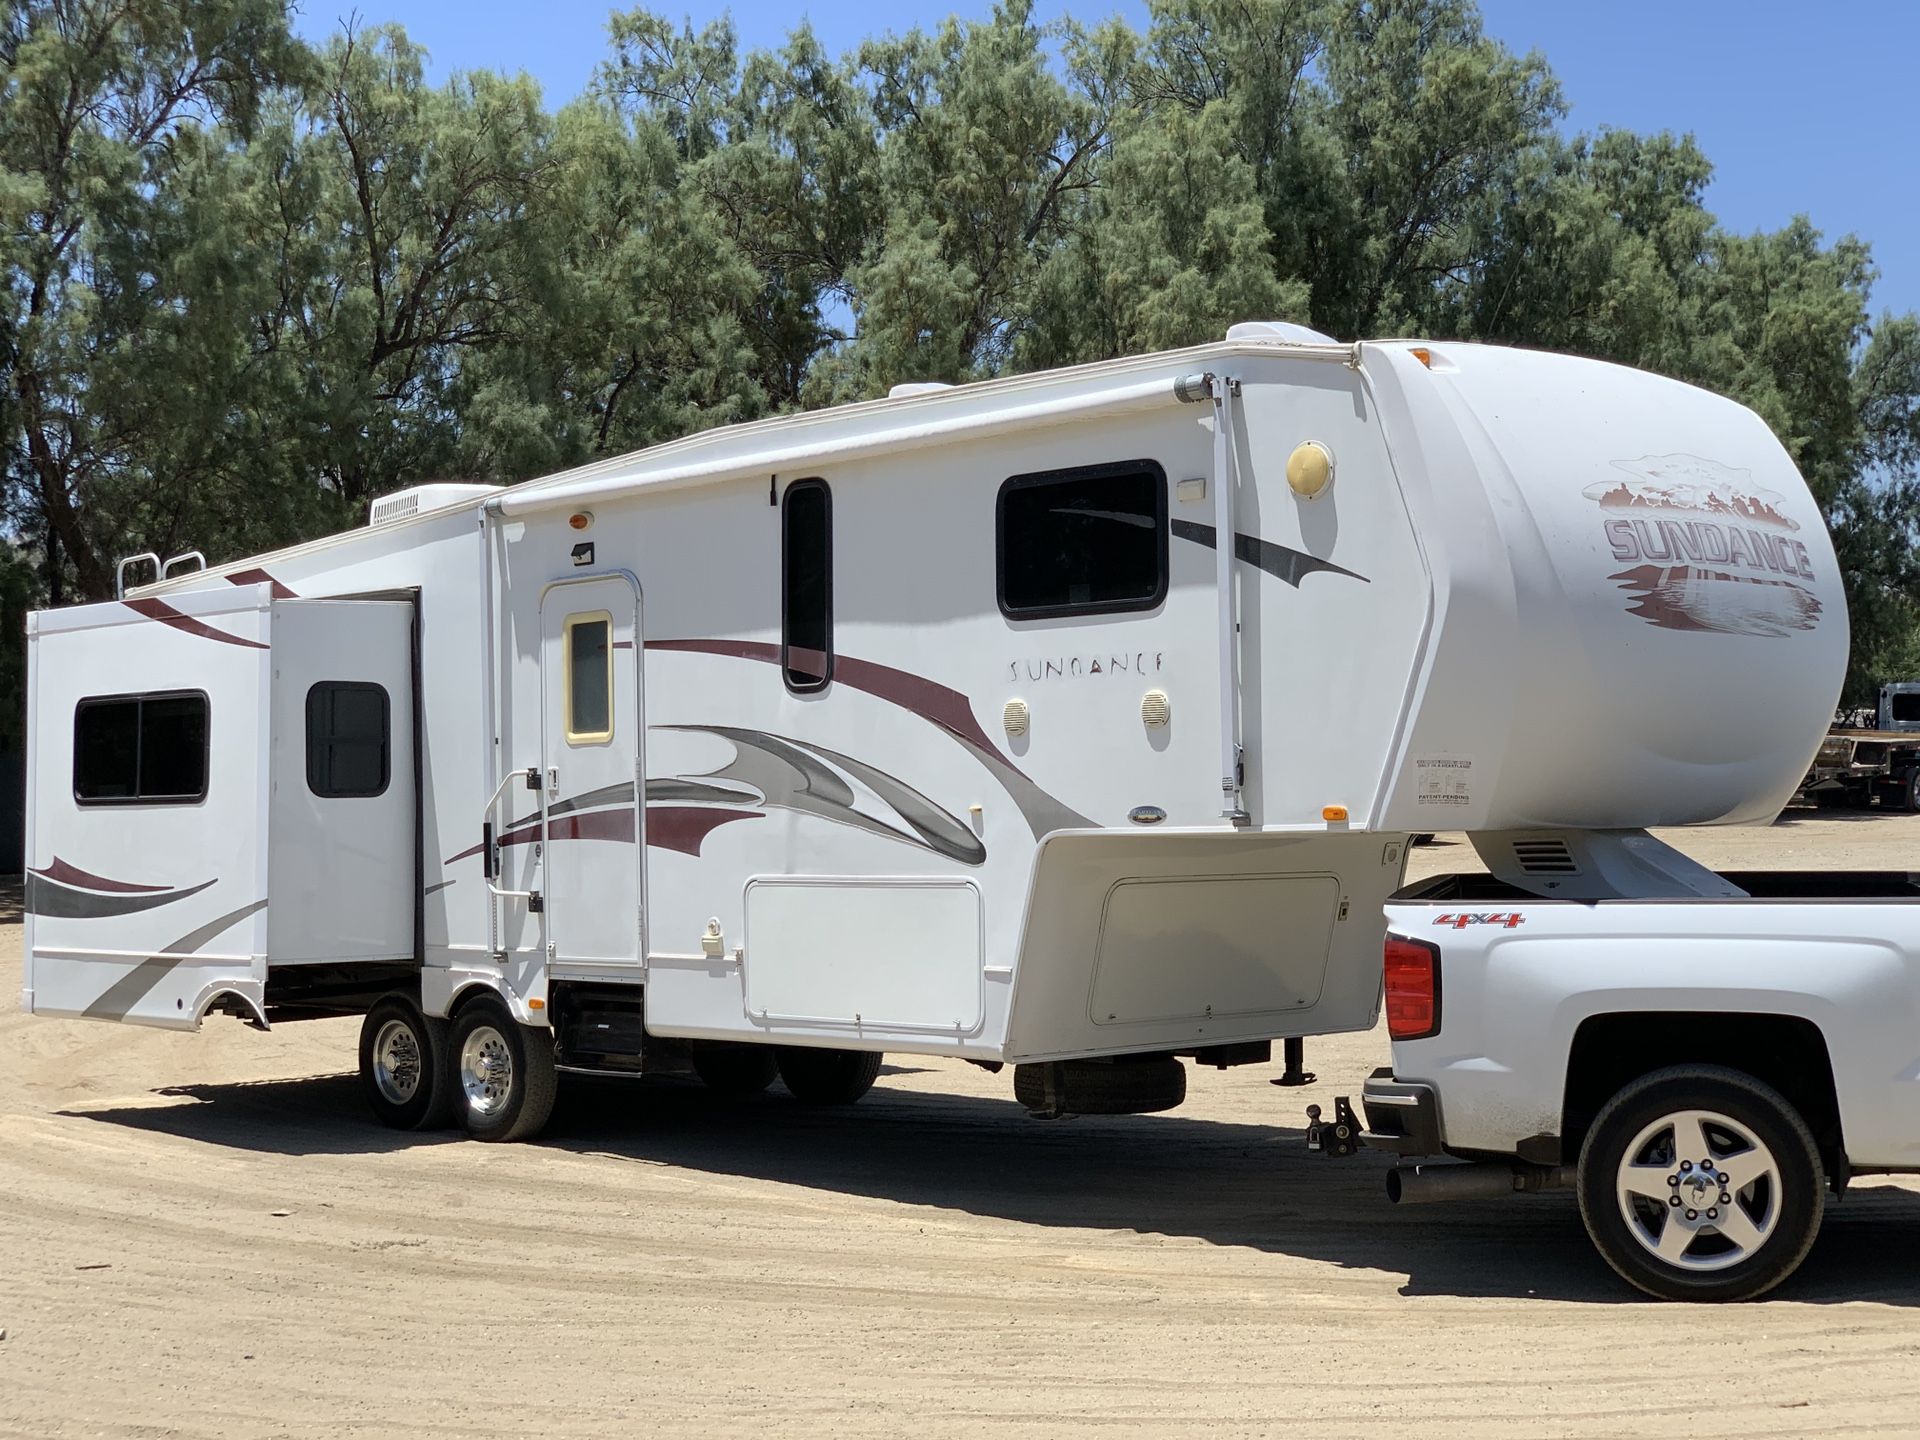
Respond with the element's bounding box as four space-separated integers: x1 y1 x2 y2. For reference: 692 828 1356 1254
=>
565 612 614 744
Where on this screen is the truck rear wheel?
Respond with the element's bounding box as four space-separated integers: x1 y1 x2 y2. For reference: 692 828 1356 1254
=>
449 996 558 1142
358 995 454 1131
776 1047 882 1105
1576 1065 1824 1302
690 1042 780 1097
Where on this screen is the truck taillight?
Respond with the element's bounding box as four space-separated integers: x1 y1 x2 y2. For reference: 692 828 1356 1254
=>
1383 935 1441 1041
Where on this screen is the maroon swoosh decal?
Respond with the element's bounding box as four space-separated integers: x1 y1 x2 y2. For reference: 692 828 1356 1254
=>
647 807 762 856
444 804 758 864
125 597 269 650
647 639 1014 767
30 857 173 893
228 568 297 599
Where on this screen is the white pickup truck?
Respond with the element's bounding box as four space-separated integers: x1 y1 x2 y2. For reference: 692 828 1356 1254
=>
1357 831 1920 1302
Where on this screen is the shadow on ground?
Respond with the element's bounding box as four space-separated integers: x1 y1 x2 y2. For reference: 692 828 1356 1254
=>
66 1069 1920 1308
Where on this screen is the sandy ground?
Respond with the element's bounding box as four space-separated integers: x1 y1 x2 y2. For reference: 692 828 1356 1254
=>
3 817 1918 1439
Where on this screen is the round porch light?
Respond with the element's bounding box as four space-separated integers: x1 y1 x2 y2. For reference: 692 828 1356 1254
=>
1287 442 1334 499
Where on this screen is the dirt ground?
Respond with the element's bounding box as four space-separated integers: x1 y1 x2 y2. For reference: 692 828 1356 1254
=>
3 816 1918 1439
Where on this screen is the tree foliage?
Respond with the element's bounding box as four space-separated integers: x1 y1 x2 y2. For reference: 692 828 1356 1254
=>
3 0 1918 704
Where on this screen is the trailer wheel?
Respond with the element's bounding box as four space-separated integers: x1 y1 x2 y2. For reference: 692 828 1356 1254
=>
690 1042 780 1097
776 1047 883 1105
1576 1065 1824 1302
449 997 558 1142
1903 768 1920 813
359 996 454 1131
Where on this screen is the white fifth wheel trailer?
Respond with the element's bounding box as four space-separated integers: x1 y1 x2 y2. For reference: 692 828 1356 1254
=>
21 323 1846 1142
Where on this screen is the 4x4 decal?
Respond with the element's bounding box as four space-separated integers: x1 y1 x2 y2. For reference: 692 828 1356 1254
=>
1435 912 1526 930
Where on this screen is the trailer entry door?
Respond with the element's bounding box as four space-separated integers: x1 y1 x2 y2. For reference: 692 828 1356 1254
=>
540 574 644 969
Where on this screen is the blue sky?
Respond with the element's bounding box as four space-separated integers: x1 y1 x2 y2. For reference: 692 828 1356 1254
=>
290 0 1919 322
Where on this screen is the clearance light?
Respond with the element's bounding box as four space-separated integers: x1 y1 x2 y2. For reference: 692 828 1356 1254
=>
568 511 594 531
1383 936 1441 1041
1322 805 1348 822
1409 347 1434 368
527 997 545 1011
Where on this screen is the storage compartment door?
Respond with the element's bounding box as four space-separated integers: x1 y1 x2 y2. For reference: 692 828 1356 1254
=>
266 599 416 964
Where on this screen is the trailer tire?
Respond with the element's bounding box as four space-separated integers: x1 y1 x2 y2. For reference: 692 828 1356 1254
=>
690 1042 780 1097
449 998 558 1142
1576 1065 1824 1303
1013 1056 1187 1116
359 996 454 1131
776 1047 883 1105
1903 768 1920 813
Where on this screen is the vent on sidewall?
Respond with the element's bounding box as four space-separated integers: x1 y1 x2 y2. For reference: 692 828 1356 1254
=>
1512 838 1579 875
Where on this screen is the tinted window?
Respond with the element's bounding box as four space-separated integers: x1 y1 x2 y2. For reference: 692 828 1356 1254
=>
997 461 1168 618
306 682 391 798
566 614 612 742
783 479 832 691
1892 692 1920 724
75 692 208 804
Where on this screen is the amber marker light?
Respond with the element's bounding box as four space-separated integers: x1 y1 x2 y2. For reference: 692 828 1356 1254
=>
568 511 594 530
528 997 545 1010
1409 347 1434 368
1322 805 1349 822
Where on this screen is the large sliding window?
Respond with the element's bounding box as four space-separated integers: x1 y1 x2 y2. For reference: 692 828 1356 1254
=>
73 691 209 804
782 478 833 692
996 460 1169 619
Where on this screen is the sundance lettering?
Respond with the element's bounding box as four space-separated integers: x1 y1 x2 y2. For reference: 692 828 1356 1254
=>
1008 652 1166 683
1604 517 1815 580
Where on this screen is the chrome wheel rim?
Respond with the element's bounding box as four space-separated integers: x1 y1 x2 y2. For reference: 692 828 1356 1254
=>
372 1018 423 1105
1615 1107 1782 1272
460 1024 514 1118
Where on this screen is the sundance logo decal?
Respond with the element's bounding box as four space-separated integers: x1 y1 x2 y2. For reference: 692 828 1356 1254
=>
1434 912 1526 929
1587 454 1823 638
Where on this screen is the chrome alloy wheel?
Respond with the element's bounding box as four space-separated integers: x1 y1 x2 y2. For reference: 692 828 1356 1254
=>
371 1018 423 1105
459 1024 514 1117
1614 1107 1782 1272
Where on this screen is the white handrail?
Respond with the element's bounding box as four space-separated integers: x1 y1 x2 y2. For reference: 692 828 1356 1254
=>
115 552 161 599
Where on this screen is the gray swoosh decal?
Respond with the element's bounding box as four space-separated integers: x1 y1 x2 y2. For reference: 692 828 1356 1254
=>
1170 518 1369 586
547 781 636 819
82 899 269 1021
28 875 216 919
663 726 986 866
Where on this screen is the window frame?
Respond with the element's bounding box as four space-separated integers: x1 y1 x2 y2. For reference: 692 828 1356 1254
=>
781 476 834 694
72 689 211 807
563 610 616 746
994 458 1171 621
304 680 392 800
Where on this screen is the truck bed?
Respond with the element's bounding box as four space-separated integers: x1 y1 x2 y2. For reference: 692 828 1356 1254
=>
1399 870 1920 904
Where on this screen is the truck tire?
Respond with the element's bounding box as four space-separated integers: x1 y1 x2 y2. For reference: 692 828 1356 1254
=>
1576 1065 1824 1302
1013 1056 1187 1117
776 1047 882 1105
690 1041 780 1097
449 996 558 1142
358 995 454 1131
1904 768 1920 813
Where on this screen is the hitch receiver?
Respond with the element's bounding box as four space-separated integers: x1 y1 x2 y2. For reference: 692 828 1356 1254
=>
1306 1097 1363 1158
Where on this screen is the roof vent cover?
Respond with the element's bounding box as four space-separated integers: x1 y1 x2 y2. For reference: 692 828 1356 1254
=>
368 482 502 527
